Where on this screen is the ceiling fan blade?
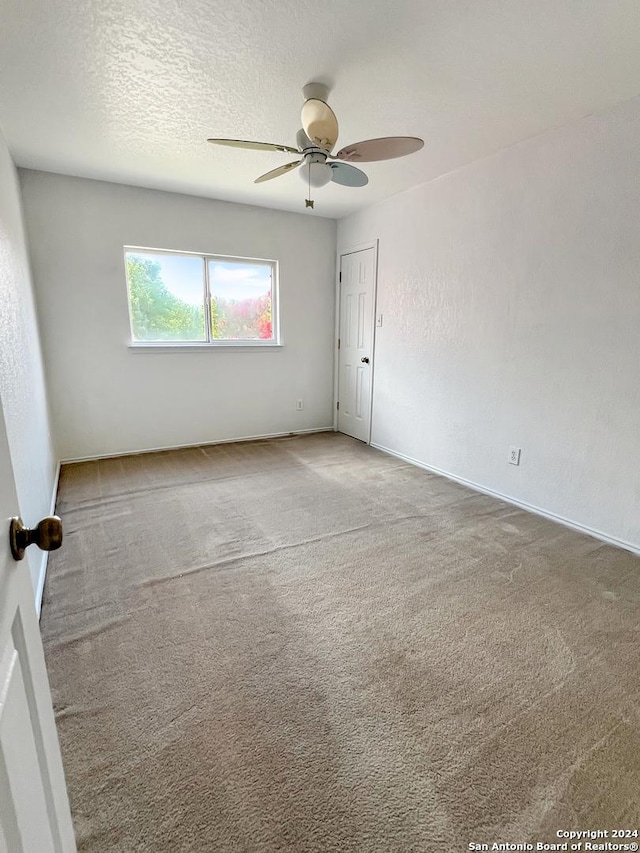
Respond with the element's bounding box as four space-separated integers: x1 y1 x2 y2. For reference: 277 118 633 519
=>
254 160 302 184
329 162 368 188
335 136 424 162
208 138 299 154
301 99 339 151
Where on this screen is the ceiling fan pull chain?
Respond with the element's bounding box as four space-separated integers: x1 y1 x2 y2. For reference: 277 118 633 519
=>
306 159 314 208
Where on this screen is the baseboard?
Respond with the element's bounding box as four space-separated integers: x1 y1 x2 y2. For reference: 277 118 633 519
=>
35 460 61 617
60 427 335 464
371 442 640 557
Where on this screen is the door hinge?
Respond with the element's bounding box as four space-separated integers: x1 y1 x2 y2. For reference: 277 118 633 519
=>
339 271 342 282
336 401 340 411
337 338 340 350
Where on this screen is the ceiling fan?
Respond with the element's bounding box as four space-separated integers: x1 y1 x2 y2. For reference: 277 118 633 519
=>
208 83 424 209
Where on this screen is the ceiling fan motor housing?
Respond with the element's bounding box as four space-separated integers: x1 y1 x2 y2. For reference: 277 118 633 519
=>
296 128 314 151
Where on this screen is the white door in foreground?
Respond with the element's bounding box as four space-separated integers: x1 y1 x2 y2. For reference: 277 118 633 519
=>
338 247 377 443
0 406 76 852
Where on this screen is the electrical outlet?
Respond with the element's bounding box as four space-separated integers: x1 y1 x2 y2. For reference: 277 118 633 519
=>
296 399 304 411
509 446 521 466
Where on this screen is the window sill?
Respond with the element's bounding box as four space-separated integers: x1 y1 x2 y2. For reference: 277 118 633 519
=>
128 342 283 353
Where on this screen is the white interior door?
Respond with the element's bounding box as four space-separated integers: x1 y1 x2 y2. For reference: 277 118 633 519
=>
337 247 377 443
0 405 76 852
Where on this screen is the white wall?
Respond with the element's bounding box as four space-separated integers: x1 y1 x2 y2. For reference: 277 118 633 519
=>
20 172 337 460
0 132 57 598
339 95 640 551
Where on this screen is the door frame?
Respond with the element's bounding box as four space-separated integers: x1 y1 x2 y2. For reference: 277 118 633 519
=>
333 239 379 443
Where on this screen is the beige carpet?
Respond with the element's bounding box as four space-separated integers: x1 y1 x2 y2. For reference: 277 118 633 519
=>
41 433 640 852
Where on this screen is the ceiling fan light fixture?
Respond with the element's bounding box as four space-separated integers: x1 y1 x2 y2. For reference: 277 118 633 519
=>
300 160 333 188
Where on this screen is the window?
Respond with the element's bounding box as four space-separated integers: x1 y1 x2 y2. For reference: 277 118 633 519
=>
124 247 278 346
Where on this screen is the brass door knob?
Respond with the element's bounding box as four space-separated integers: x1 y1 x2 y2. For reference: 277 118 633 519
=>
9 516 63 562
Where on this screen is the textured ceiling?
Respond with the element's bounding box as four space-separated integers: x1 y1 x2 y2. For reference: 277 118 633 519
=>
2 0 640 219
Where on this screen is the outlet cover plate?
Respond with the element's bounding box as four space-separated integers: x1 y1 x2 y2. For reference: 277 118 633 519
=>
509 446 521 466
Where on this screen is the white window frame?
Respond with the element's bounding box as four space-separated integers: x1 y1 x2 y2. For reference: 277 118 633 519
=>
124 246 281 349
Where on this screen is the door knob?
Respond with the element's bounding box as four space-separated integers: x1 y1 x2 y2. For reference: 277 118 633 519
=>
9 516 63 562
361 357 370 363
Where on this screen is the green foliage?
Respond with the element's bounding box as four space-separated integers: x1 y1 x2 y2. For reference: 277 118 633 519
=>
127 256 204 341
